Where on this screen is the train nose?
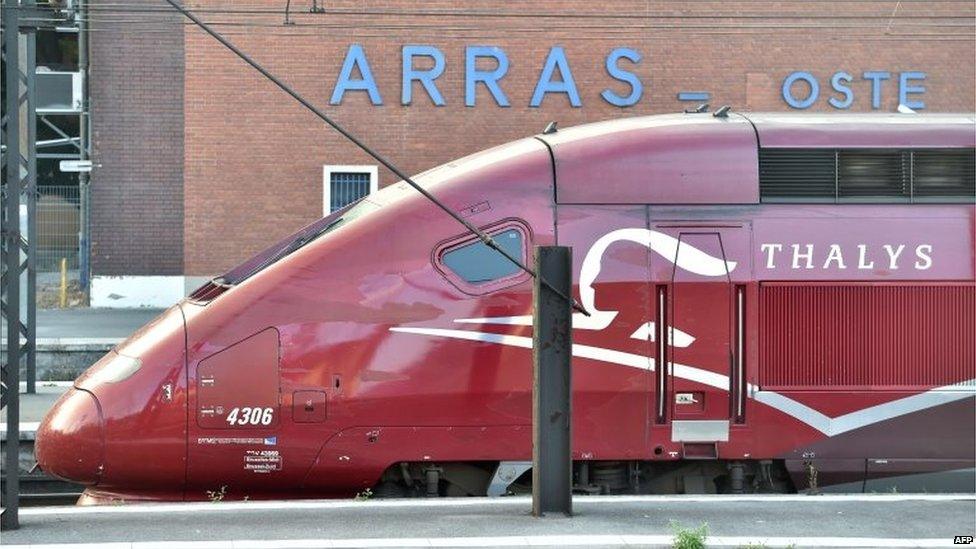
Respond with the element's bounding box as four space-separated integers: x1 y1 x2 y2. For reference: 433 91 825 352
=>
35 388 105 485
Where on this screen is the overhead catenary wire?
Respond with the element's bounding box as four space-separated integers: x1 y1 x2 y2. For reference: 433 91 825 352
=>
23 12 974 40
13 0 972 37
25 25 973 41
11 1 974 21
16 1 971 37
39 24 972 41
45 16 976 30
22 14 975 39
155 0 590 315
46 29 973 41
16 0 976 18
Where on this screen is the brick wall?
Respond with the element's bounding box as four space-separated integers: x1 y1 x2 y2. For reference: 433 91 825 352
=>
90 0 184 275
94 1 976 276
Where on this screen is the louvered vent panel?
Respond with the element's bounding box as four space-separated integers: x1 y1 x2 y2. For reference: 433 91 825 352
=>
837 150 909 199
758 148 974 202
913 149 976 198
760 284 976 389
187 279 230 304
758 149 835 200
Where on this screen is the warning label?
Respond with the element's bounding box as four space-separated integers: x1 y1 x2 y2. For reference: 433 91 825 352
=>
197 436 277 446
198 437 264 445
244 449 282 473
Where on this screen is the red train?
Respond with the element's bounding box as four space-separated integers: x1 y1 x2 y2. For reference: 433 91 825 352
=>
36 112 976 504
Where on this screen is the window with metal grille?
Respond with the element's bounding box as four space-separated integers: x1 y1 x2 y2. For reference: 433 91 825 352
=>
323 165 377 215
329 172 370 212
913 149 976 200
759 148 975 203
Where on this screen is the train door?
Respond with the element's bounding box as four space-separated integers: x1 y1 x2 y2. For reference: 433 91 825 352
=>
649 224 750 450
556 205 653 456
186 328 283 491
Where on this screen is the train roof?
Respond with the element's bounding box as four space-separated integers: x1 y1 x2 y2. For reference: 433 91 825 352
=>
539 112 975 204
742 112 976 148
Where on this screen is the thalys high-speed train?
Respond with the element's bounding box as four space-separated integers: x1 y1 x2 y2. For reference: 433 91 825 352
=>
36 112 976 504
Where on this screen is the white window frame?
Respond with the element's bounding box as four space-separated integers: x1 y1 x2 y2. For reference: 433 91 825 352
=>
322 164 379 215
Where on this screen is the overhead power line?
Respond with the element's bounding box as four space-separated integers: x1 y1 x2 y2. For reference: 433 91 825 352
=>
158 0 591 315
9 1 976 19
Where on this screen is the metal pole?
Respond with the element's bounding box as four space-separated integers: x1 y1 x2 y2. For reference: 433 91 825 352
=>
2 0 24 530
78 0 90 294
24 23 36 394
532 245 573 517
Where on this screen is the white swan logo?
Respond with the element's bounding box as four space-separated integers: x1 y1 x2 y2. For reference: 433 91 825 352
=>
390 228 974 436
576 228 736 330
455 228 736 335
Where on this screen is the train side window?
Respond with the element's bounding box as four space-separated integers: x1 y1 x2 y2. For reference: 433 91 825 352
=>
442 229 523 284
434 221 532 294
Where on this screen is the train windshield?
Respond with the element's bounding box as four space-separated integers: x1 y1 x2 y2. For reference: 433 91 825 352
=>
216 198 380 286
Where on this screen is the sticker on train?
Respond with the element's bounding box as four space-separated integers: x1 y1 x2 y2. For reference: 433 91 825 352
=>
197 436 278 446
244 449 282 473
225 406 275 426
197 437 266 445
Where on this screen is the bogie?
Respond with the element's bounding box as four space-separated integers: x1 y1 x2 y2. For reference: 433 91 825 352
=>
371 460 796 498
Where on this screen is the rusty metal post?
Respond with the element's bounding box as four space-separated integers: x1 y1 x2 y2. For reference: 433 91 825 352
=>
532 245 573 517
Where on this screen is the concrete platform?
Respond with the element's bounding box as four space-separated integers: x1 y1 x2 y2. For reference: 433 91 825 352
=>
2 307 163 341
4 383 72 429
2 494 974 548
2 308 164 380
35 307 164 340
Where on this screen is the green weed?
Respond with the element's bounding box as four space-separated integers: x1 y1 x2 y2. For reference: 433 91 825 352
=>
670 520 708 549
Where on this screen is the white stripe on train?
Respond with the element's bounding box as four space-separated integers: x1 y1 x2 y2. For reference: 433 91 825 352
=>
388 326 976 437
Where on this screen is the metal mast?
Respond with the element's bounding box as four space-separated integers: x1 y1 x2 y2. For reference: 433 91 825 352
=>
2 0 64 529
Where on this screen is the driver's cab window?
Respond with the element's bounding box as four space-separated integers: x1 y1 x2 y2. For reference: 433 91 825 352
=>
442 229 523 283
435 223 530 293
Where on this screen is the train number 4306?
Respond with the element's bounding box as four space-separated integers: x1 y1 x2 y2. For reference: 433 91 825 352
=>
226 407 274 426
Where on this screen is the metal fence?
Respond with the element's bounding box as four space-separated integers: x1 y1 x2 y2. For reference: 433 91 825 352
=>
35 184 80 274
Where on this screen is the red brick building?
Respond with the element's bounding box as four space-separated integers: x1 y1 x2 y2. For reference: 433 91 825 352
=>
88 0 976 306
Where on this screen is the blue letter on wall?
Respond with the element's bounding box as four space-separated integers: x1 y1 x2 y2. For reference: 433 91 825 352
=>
782 72 819 109
531 47 581 107
601 48 642 107
828 71 853 109
465 46 510 107
899 71 926 110
862 71 891 109
331 44 382 105
402 45 446 106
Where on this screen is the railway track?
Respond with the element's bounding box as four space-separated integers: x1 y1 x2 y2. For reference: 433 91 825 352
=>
2 475 83 507
3 434 83 506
